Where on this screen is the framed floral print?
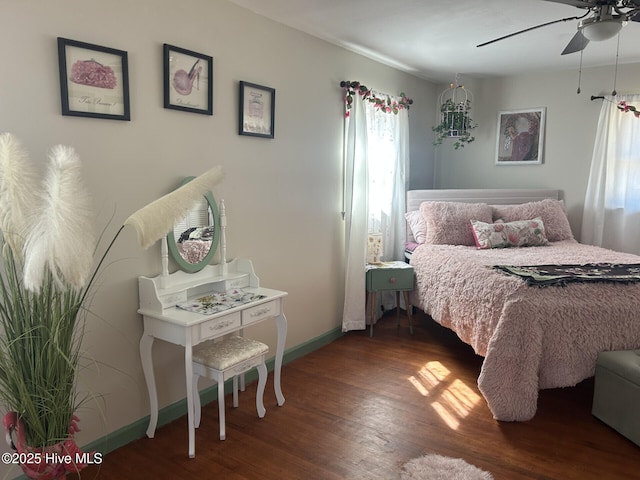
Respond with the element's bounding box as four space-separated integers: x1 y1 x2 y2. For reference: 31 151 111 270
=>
57 37 130 120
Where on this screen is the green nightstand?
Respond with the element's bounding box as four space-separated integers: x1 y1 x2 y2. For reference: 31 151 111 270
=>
365 261 415 337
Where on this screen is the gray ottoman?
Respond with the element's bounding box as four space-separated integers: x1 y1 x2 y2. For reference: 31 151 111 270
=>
592 349 640 446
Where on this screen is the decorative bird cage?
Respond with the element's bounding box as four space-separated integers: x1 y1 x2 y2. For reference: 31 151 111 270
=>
433 81 477 149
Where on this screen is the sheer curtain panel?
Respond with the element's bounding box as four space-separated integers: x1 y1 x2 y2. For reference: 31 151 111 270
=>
341 92 410 332
341 95 369 332
582 94 640 255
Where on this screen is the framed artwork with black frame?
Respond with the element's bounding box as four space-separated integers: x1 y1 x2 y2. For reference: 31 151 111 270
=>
238 81 275 138
163 44 213 115
495 107 546 165
57 37 130 120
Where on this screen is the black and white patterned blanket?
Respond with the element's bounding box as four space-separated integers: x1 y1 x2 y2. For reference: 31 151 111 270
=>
494 263 640 287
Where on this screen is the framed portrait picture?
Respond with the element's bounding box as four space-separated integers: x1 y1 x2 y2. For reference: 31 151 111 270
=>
163 44 213 115
238 81 275 138
57 37 130 120
495 108 546 165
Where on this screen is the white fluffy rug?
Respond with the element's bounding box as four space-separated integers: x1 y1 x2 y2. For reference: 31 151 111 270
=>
401 454 494 480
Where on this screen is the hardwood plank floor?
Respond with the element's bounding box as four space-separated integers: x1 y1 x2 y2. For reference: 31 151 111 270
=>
70 311 640 479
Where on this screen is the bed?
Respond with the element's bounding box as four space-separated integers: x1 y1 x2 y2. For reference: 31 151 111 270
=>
405 188 640 421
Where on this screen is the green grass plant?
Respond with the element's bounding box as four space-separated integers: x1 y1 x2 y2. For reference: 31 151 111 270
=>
0 241 84 447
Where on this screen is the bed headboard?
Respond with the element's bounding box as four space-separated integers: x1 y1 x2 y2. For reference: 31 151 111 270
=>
406 188 560 212
405 188 561 241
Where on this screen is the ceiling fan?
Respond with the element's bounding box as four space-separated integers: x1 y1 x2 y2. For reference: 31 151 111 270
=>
477 0 640 55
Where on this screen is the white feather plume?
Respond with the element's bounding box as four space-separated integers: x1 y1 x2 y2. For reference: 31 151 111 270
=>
22 145 96 292
124 166 224 249
0 133 40 256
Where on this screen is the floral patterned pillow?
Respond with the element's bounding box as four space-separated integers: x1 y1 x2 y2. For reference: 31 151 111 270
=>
470 217 549 249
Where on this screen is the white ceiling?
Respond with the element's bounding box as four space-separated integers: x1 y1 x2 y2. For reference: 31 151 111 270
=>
227 0 640 82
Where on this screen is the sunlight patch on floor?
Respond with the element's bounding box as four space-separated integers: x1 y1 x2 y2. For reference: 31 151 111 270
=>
408 361 481 429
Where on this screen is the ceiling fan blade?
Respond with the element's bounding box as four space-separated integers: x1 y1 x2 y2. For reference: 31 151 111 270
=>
541 0 597 7
561 30 589 54
477 15 581 48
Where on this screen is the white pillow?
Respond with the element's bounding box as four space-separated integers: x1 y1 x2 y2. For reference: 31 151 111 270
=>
404 210 427 244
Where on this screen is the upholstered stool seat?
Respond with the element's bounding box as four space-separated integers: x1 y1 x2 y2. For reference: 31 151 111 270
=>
592 349 640 446
192 336 268 445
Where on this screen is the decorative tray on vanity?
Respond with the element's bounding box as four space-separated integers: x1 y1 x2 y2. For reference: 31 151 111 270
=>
176 288 267 315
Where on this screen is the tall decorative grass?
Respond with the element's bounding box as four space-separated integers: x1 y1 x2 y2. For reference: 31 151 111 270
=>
0 134 91 449
0 249 83 447
0 132 224 450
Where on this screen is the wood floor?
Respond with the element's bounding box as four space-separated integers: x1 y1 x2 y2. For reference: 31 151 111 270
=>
70 311 640 480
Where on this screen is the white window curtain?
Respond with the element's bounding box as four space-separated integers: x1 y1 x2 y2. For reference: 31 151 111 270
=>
582 94 640 255
341 92 409 332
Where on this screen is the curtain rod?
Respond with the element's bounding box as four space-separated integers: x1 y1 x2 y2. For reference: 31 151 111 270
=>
591 95 605 101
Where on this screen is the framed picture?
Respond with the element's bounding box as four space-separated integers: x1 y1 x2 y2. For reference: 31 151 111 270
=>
495 107 546 165
163 44 213 115
57 37 130 120
238 81 275 138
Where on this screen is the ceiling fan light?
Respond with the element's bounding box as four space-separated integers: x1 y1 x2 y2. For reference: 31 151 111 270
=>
581 19 623 41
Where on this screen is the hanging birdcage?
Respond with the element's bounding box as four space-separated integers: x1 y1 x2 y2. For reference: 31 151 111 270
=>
433 80 477 149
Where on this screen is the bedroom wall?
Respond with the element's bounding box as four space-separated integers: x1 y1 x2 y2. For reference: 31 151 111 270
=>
0 0 435 474
434 63 640 240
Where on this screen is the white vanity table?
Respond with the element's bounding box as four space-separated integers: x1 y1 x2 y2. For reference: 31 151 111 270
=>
138 258 288 458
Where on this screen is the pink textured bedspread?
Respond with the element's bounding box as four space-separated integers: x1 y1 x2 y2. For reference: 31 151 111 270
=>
410 240 640 421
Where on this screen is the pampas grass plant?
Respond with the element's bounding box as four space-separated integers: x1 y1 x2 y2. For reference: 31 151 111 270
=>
0 133 223 463
0 134 91 451
124 165 224 249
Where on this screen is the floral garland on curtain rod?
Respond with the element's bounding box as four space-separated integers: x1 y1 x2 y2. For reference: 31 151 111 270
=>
340 80 413 118
618 101 640 118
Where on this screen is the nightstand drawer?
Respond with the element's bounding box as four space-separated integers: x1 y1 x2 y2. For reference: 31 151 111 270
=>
366 267 414 291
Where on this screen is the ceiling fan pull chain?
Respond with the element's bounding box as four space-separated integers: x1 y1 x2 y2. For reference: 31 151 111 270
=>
612 32 621 96
577 45 584 94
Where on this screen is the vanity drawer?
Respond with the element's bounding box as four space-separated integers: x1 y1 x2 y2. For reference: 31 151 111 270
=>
199 312 241 341
242 300 280 326
224 274 250 290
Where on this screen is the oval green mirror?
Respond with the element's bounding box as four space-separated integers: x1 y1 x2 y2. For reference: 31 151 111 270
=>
166 176 221 273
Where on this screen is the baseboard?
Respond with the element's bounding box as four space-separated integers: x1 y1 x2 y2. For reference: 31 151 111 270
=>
81 326 344 456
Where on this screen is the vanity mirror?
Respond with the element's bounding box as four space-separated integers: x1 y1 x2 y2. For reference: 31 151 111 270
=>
166 176 221 272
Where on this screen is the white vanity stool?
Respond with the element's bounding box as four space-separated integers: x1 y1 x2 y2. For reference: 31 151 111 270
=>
192 335 269 445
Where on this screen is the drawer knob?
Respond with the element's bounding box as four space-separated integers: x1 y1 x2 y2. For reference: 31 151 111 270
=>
390 277 396 283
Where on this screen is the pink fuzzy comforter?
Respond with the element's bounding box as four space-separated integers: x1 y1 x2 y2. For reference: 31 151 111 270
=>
409 240 640 421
